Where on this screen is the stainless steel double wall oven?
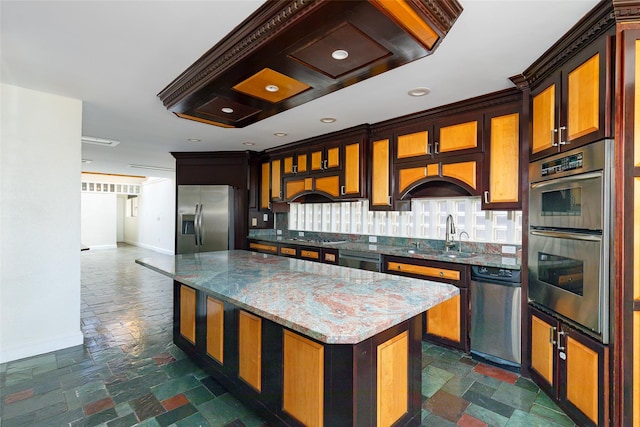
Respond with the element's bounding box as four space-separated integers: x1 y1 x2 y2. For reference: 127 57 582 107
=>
528 140 613 343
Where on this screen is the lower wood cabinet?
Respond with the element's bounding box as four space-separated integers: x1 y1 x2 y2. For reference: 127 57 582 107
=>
206 296 224 364
383 256 469 352
248 240 278 254
238 310 262 392
528 304 609 426
179 284 196 344
249 239 339 265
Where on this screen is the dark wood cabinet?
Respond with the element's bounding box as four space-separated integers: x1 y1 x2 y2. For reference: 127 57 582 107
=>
528 304 609 426
248 240 339 265
383 255 469 352
529 30 613 161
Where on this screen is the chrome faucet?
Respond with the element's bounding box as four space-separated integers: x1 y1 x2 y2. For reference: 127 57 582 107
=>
445 214 456 251
458 231 470 253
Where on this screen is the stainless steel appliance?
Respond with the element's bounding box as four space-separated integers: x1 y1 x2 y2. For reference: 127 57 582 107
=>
528 140 613 343
338 249 382 272
470 266 522 368
177 185 235 254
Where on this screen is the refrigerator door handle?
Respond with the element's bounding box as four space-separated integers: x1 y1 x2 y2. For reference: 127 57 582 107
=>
194 204 201 246
198 204 204 245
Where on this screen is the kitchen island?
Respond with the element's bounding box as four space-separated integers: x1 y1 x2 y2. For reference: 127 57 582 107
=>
136 250 459 427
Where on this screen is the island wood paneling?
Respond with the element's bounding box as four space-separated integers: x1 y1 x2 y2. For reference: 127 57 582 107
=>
238 310 262 392
283 330 324 427
567 53 600 141
206 296 224 364
377 330 409 427
426 295 460 342
180 285 196 344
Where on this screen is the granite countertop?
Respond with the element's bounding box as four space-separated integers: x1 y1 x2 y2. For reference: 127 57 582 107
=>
136 250 459 345
253 236 521 270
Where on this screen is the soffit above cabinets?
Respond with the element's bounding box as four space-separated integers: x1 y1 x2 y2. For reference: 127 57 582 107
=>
157 0 463 129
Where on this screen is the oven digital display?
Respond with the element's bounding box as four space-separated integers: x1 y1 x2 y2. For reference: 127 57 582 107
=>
537 252 584 296
541 187 582 216
541 152 583 176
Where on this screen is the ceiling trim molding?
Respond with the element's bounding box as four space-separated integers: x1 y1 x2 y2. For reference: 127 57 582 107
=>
613 0 640 22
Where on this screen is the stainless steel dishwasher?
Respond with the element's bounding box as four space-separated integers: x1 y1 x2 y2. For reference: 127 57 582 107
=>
470 265 522 369
338 249 382 272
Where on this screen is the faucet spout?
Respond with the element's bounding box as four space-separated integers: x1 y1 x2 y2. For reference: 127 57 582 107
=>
445 214 456 251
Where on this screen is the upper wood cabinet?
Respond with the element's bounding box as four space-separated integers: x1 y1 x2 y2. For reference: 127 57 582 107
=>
309 140 341 174
282 151 308 177
530 31 613 161
370 136 394 210
482 103 522 210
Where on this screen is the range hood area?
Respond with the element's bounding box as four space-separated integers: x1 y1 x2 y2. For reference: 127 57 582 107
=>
157 0 462 128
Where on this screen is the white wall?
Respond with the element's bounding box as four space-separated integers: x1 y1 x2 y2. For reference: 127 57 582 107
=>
116 195 125 242
133 178 175 254
81 192 117 249
1 84 83 363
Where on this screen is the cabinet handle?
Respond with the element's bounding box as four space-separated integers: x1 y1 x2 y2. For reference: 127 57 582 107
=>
268 202 271 210
388 196 392 206
557 330 566 351
427 142 432 156
293 165 297 174
549 326 557 345
397 265 402 270
558 126 569 146
323 159 328 170
340 185 345 195
484 191 489 204
439 271 444 277
551 129 559 147
434 142 439 155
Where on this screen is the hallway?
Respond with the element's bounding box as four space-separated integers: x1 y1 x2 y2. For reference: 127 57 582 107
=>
0 244 575 426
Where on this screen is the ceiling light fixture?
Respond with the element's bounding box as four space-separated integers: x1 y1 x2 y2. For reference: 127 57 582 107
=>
408 87 431 97
331 49 349 60
221 107 234 114
128 164 175 172
242 142 256 146
274 132 288 137
81 159 93 164
265 84 279 92
187 138 201 142
320 117 336 123
81 135 121 147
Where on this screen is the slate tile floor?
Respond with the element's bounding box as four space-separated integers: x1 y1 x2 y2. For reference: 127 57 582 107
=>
0 244 577 427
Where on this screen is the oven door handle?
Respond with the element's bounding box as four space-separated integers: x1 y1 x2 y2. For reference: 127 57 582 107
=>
530 229 602 242
530 171 602 189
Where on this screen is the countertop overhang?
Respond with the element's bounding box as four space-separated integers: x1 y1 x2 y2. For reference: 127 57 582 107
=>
136 250 459 344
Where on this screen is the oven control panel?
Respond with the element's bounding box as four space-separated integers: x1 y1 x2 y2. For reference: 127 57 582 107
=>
541 151 583 177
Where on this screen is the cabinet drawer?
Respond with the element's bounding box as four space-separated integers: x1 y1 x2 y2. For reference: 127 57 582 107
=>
249 242 278 253
300 249 321 260
280 246 297 257
386 261 460 281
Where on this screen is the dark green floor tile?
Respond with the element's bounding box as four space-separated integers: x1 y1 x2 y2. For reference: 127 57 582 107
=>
106 412 138 427
70 407 118 427
466 381 496 398
183 385 215 406
492 382 537 412
150 375 200 401
174 412 211 426
533 389 563 412
529 403 575 427
200 377 228 397
505 408 568 427
155 403 197 426
161 358 204 379
36 407 84 426
2 388 65 420
2 412 37 427
465 403 508 427
196 394 251 426
429 358 475 377
462 389 515 419
130 393 165 422
514 377 538 392
420 412 457 426
106 371 169 404
441 375 475 397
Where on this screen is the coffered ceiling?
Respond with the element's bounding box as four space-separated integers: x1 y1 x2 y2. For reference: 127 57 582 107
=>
0 1 599 179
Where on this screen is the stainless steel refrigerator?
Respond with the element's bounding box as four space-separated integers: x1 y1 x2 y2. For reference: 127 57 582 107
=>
176 185 235 254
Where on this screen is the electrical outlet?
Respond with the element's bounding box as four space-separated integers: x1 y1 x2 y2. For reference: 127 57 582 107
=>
263 213 269 221
251 217 258 226
368 235 377 243
298 231 304 237
277 229 282 235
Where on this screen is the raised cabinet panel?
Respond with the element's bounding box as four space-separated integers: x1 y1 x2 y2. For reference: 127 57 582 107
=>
314 175 340 197
238 310 262 392
260 162 270 210
398 166 428 193
270 159 282 201
438 120 478 153
327 146 340 168
530 313 555 386
397 130 429 160
532 83 557 155
371 138 392 209
285 177 313 200
248 241 278 254
283 156 294 175
283 330 324 427
180 285 196 344
377 331 409 427
386 261 460 281
441 160 477 190
426 294 460 342
567 53 600 141
206 296 224 364
310 150 323 172
343 142 360 196
565 335 599 424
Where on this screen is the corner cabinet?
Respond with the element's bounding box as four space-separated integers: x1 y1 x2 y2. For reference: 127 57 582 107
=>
530 30 613 161
383 255 469 352
528 305 609 426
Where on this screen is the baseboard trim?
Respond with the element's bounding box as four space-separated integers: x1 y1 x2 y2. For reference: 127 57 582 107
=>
0 331 84 364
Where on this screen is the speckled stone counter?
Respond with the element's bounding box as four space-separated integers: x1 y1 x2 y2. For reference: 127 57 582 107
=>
136 250 459 344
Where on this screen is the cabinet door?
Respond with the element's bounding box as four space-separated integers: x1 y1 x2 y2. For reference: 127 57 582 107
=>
426 293 461 342
270 159 282 201
396 129 431 162
440 154 482 195
310 142 341 174
370 138 392 210
285 177 314 200
434 113 482 157
248 240 278 254
342 142 362 197
283 152 308 176
260 162 271 210
528 306 559 398
206 296 224 364
531 75 560 158
483 108 521 210
561 326 609 426
180 285 197 344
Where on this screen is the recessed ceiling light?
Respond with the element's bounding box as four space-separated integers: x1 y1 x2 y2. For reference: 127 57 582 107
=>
187 138 201 142
265 84 279 92
331 49 349 60
408 87 431 97
81 135 120 147
242 142 256 146
81 159 93 164
274 132 288 137
320 117 336 123
129 164 175 172
221 107 234 114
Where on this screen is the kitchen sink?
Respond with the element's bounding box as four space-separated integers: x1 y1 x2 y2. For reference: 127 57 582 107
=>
442 252 476 259
405 248 476 259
